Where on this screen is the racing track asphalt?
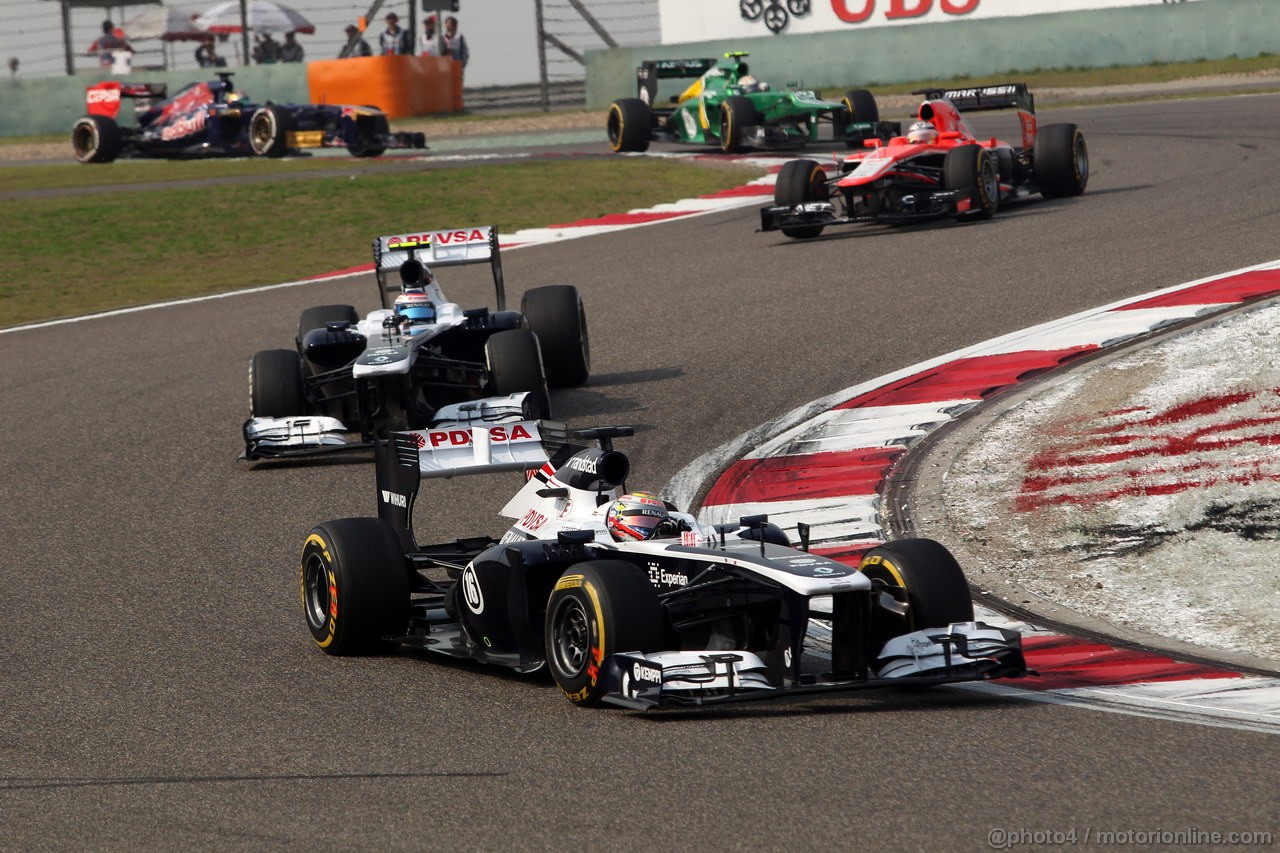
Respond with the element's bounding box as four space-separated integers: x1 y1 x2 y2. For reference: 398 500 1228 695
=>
3 94 1280 849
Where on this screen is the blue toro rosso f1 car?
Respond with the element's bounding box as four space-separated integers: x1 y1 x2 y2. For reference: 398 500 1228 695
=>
71 72 426 163
300 420 1029 709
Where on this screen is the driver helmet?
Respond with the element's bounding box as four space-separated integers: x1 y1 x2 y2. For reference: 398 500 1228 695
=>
394 289 436 323
606 492 671 542
737 75 768 93
225 90 246 106
907 120 938 144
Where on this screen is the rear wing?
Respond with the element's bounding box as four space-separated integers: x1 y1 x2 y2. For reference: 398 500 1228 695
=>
85 80 168 119
912 83 1035 115
636 57 718 105
371 225 505 311
375 417 571 550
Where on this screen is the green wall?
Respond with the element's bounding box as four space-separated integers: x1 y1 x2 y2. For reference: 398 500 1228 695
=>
0 64 310 138
587 0 1279 108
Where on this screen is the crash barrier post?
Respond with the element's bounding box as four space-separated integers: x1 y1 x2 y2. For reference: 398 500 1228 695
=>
307 55 459 118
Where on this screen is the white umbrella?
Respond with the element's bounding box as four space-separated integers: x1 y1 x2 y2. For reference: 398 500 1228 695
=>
195 0 315 35
123 5 205 40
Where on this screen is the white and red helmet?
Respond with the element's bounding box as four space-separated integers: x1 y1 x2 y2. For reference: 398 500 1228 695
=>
907 120 938 144
605 492 671 542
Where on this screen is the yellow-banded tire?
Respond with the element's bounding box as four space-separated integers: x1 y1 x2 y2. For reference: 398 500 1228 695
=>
943 144 999 221
607 98 651 153
718 95 758 154
774 158 828 239
300 518 409 655
545 561 663 707
858 538 974 654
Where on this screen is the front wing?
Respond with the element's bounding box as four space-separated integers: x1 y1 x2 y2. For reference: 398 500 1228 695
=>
600 622 1028 709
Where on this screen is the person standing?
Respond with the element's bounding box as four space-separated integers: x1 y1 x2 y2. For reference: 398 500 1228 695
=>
280 31 304 63
338 24 372 58
418 15 443 57
442 16 468 68
379 12 412 56
253 32 282 64
195 36 227 68
87 20 132 68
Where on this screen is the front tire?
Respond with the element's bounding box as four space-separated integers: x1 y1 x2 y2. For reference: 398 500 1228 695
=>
250 348 306 417
839 89 879 148
520 285 589 388
1035 122 1089 199
943 144 999 221
773 158 828 239
719 96 759 154
859 538 974 654
296 304 359 349
607 98 651 153
545 561 665 707
71 115 121 163
486 329 551 419
300 518 409 655
249 105 292 157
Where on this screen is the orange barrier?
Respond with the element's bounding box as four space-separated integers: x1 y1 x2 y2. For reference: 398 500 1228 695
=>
306 55 460 118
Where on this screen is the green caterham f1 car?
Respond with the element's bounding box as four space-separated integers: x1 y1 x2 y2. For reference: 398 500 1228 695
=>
606 52 895 154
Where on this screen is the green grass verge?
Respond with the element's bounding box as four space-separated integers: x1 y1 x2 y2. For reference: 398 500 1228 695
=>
0 158 759 329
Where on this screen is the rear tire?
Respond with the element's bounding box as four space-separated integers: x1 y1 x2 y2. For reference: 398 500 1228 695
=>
249 105 292 157
773 158 828 239
719 96 759 153
71 115 121 163
943 144 999 221
296 304 359 349
839 89 879 148
607 98 651 153
1035 122 1089 198
250 349 306 417
520 285 589 388
859 538 974 655
486 329 551 418
545 561 665 707
300 518 409 655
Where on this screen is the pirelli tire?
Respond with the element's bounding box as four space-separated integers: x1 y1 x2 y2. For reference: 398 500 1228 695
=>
607 98 651 153
839 89 879 148
486 329 552 419
773 158 828 239
296 304 359 349
1035 122 1089 199
545 561 665 707
249 105 292 157
858 538 975 655
718 96 759 154
520 285 589 388
250 348 307 417
943 144 999 221
71 115 122 163
300 518 410 655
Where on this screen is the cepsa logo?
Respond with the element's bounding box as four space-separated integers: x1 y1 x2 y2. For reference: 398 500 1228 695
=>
415 423 535 449
832 0 978 23
86 88 121 105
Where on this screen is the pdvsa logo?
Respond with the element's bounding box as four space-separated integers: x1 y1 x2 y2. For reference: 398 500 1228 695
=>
740 0 812 34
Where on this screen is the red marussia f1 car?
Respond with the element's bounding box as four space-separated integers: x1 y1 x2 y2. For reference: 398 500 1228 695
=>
71 72 425 163
759 83 1088 239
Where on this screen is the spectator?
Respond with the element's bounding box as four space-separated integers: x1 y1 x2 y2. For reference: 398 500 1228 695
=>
280 31 304 63
195 36 227 68
379 12 412 56
443 16 468 68
253 32 282 64
338 24 372 58
418 15 443 57
87 19 132 68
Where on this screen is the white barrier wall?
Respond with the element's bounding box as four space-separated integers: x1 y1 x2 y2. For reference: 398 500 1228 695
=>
659 0 1206 43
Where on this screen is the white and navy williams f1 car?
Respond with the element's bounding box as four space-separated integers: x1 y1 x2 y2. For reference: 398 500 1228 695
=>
299 421 1028 709
244 225 589 460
